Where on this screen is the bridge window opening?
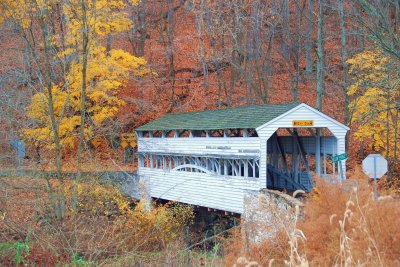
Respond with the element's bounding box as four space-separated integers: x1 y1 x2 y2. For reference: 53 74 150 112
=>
138 128 260 139
149 131 162 138
247 128 258 137
139 153 259 178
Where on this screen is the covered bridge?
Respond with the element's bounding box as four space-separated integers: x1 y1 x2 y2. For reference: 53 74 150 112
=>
135 102 349 214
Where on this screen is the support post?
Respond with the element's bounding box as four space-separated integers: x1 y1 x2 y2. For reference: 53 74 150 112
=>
260 139 268 188
292 130 298 182
272 134 278 167
224 160 228 175
336 133 347 180
243 128 248 137
316 128 321 176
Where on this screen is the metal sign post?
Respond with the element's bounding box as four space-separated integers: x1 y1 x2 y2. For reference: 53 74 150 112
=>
362 154 388 199
121 133 137 167
332 153 348 181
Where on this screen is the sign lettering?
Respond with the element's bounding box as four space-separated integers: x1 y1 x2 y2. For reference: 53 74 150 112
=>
292 120 314 127
332 153 348 163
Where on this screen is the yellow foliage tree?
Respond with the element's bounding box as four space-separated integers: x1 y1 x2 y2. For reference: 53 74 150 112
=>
23 0 148 149
25 46 147 148
347 50 400 164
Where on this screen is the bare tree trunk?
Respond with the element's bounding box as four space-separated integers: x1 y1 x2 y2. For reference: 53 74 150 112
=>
294 1 303 102
129 0 147 57
76 0 90 210
196 0 208 91
395 0 399 33
305 0 314 76
386 89 391 180
166 0 176 107
14 1 67 219
106 34 112 54
316 0 325 111
338 0 350 151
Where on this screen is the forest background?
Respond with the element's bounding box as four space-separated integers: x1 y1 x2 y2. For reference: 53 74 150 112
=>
0 0 399 178
1 0 400 266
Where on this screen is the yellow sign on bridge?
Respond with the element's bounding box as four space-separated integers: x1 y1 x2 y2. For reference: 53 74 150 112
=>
292 120 314 127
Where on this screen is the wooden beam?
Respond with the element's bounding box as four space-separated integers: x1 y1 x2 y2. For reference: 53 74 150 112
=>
224 159 228 175
316 128 321 176
243 128 248 137
244 159 248 177
307 128 316 137
276 136 290 175
292 130 298 181
294 131 312 181
272 134 279 167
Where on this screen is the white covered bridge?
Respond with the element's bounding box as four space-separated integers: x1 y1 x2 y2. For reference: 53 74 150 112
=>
135 102 349 214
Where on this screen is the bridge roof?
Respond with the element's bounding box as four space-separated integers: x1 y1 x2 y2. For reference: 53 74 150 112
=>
136 102 301 131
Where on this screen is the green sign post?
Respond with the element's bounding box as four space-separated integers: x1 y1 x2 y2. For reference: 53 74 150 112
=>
332 153 348 163
332 153 348 181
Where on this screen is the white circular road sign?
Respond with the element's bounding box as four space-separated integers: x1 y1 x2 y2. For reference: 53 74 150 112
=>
362 154 388 179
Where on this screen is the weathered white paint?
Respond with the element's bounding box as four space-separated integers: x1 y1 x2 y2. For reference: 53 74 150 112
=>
138 137 261 158
140 168 259 213
256 103 350 134
172 164 213 174
136 103 349 213
256 103 349 182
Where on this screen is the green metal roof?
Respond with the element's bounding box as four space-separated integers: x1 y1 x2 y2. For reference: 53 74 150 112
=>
136 102 301 131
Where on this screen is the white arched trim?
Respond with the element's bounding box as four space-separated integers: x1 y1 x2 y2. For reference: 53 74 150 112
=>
172 164 214 175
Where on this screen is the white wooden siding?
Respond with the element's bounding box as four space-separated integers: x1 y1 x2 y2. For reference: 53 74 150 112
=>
256 104 348 139
134 103 349 212
139 168 260 213
256 104 348 183
138 137 261 158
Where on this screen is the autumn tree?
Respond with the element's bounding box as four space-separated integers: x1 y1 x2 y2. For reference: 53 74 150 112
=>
23 0 147 158
348 50 400 175
1 0 72 219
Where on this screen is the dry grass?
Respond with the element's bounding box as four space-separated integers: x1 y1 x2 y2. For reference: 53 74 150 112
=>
2 175 400 266
0 176 193 266
223 178 400 267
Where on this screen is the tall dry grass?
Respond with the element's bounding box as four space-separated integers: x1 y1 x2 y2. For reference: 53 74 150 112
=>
0 176 194 266
223 178 400 266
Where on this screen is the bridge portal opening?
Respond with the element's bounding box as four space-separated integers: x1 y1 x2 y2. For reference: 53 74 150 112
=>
266 127 339 192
